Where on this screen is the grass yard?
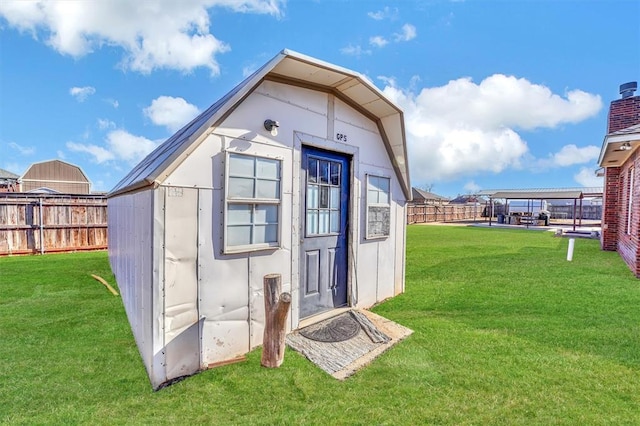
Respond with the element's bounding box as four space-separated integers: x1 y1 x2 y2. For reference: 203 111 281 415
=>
1 225 639 425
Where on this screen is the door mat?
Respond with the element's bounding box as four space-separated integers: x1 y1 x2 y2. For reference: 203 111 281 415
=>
286 310 413 379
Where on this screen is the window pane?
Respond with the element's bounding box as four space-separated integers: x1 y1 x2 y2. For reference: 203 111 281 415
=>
330 187 340 209
331 162 341 185
229 155 254 177
367 175 377 189
379 191 389 205
254 224 278 244
308 158 318 183
307 211 318 235
256 179 279 199
319 210 330 234
319 160 329 184
227 225 252 246
320 186 329 208
256 158 279 179
330 211 340 233
227 204 252 224
379 177 390 192
307 185 318 209
229 177 255 198
368 189 379 204
254 205 278 224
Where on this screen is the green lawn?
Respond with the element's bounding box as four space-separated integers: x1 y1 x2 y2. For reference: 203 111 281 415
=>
1 226 639 425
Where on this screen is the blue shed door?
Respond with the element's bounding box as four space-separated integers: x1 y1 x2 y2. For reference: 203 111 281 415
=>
300 147 350 318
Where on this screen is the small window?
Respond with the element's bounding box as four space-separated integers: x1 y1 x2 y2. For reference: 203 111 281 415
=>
225 153 281 251
366 175 391 239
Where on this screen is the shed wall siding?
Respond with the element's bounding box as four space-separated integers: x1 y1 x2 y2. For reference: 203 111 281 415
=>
161 186 200 380
108 190 157 383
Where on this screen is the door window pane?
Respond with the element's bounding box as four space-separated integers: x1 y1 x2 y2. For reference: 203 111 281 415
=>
330 211 339 233
319 160 329 184
307 185 318 209
319 186 329 208
319 210 330 234
330 187 340 209
330 163 341 185
307 211 318 235
308 158 318 183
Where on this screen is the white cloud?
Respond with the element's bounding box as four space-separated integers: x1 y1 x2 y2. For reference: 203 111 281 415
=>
97 118 116 130
67 141 115 163
0 0 284 74
369 36 388 48
69 86 95 102
464 180 481 193
242 64 258 78
340 44 371 57
367 7 398 21
144 96 200 132
66 129 159 165
381 75 602 183
9 141 35 155
106 129 158 163
56 150 66 159
105 98 119 109
394 23 416 42
548 144 600 167
574 167 604 187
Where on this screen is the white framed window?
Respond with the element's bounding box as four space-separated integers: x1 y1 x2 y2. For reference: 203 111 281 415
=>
224 152 281 252
366 174 391 239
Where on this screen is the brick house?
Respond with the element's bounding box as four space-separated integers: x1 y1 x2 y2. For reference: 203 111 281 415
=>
598 81 640 275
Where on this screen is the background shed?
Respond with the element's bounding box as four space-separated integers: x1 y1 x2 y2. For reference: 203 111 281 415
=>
21 160 91 194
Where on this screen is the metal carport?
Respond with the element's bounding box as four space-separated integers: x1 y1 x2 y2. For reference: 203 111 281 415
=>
478 187 603 231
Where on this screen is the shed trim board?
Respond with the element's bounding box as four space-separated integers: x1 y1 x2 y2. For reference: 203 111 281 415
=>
108 49 409 389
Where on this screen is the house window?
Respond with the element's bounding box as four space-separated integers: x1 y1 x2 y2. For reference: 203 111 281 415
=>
225 153 281 251
627 167 634 235
366 175 390 239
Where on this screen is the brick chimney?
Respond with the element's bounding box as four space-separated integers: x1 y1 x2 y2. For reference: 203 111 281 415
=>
608 81 640 133
602 81 639 253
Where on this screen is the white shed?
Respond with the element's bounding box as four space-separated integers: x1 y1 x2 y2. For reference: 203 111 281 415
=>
107 49 412 389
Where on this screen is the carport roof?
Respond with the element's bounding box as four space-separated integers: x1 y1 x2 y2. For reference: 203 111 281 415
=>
478 187 603 200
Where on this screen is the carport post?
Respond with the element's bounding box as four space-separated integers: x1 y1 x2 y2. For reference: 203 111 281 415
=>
489 198 492 226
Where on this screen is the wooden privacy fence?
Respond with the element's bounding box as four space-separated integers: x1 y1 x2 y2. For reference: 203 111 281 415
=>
0 193 107 255
407 203 488 224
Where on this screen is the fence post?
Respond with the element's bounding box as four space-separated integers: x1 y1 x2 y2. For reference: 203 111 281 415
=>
38 198 44 255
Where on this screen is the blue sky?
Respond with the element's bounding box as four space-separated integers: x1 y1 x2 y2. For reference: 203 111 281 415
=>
1 0 639 197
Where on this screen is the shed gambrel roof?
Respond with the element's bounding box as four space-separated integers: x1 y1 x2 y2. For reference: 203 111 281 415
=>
109 49 411 199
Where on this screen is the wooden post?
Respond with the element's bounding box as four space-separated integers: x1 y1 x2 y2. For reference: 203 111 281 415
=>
261 274 292 368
